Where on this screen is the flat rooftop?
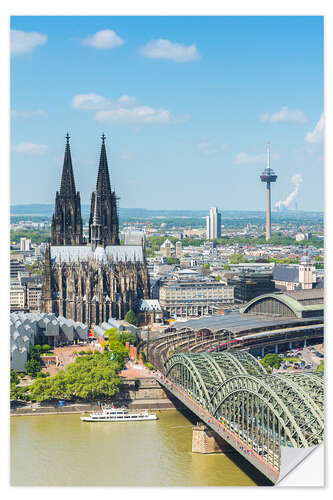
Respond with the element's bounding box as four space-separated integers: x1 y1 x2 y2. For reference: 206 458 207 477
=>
170 312 322 334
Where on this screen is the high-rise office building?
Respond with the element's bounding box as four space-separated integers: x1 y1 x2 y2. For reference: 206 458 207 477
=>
206 207 221 240
20 237 31 251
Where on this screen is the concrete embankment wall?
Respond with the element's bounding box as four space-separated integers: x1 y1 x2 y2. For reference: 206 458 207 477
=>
11 378 182 416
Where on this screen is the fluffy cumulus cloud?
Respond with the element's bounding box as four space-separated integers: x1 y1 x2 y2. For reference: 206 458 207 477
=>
95 106 172 124
197 142 227 155
81 29 124 49
11 29 47 55
260 106 307 124
72 93 137 110
140 39 200 62
304 113 324 144
72 92 176 124
12 143 48 155
72 93 113 110
11 109 47 119
117 95 136 106
234 152 280 165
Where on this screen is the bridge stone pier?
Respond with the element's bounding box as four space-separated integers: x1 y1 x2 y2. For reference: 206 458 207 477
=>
192 423 230 454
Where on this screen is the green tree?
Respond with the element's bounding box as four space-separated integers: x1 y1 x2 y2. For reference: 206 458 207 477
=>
229 254 249 264
124 309 138 326
223 264 231 270
166 257 180 265
119 330 137 346
10 368 19 386
261 353 282 370
201 263 210 269
42 344 51 352
25 358 41 377
28 352 124 402
108 340 129 369
10 369 20 400
316 360 324 373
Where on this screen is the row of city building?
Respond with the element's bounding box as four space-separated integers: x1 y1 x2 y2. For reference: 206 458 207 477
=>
10 241 322 323
10 248 45 312
146 253 322 319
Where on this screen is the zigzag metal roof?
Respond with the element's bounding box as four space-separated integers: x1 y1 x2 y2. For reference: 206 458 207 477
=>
171 311 317 334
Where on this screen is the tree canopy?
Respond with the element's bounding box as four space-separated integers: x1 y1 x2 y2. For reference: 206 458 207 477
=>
28 351 125 402
124 310 138 326
166 257 180 265
260 353 282 371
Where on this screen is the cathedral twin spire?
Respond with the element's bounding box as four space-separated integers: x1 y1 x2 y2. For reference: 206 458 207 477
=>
89 133 120 248
60 133 77 199
51 133 119 247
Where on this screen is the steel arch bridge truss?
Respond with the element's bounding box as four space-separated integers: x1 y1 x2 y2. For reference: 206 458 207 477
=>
164 351 324 469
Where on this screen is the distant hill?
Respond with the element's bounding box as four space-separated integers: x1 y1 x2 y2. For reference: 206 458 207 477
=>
10 204 323 222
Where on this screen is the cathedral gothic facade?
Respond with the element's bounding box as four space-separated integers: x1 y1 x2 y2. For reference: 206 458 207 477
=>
41 134 150 326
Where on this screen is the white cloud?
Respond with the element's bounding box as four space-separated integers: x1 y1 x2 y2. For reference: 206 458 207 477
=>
11 29 47 55
140 39 200 62
304 114 324 144
72 93 136 110
12 143 48 155
119 151 134 161
117 95 136 106
72 93 113 110
260 106 307 124
234 152 280 165
81 29 124 49
11 109 47 119
95 106 172 124
72 92 180 124
197 142 227 155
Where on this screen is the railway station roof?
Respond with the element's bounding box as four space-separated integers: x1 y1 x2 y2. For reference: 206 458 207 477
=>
170 312 319 334
240 292 323 318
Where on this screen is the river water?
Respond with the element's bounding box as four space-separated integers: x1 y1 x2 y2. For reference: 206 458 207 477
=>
11 410 269 486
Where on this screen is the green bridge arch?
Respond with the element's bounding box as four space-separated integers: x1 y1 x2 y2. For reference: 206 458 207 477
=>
163 351 324 466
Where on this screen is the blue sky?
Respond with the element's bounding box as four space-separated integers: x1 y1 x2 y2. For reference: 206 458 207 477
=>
10 16 324 211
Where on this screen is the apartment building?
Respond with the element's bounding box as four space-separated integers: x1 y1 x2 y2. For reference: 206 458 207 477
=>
10 285 26 311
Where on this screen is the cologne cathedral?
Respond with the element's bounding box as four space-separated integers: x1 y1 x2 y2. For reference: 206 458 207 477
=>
41 134 150 326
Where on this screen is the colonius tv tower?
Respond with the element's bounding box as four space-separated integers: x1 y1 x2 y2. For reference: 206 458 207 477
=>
260 142 277 241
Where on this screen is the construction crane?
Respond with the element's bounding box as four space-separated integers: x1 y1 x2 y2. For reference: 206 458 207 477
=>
124 221 151 240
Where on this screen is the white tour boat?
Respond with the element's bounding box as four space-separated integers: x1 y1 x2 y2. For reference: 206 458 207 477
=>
81 406 158 422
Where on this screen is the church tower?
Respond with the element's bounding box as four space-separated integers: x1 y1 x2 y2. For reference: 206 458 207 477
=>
51 134 83 245
89 134 120 247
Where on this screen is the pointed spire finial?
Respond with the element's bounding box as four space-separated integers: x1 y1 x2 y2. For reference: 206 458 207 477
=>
66 132 70 144
101 133 106 144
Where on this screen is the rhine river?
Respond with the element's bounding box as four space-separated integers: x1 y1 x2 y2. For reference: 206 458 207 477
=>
11 410 270 486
